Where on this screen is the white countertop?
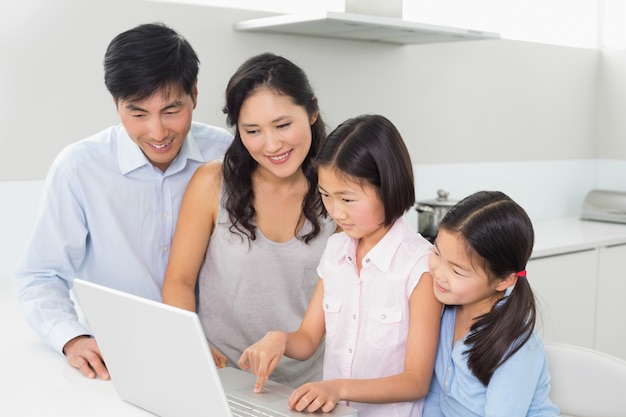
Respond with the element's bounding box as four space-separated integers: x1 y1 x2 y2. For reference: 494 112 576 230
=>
531 217 626 258
0 277 152 416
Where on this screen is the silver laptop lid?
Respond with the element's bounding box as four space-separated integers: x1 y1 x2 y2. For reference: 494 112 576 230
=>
73 278 233 417
72 279 358 417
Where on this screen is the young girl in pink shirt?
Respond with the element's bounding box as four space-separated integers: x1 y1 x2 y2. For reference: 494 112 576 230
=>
239 114 441 417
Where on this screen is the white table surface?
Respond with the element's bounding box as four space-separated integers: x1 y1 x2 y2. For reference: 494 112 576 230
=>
3 217 626 416
0 277 152 416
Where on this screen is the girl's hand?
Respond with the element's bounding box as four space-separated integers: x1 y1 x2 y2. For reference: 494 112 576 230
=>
288 380 341 413
238 331 287 393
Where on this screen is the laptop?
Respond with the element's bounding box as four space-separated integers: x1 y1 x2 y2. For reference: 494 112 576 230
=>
72 278 358 417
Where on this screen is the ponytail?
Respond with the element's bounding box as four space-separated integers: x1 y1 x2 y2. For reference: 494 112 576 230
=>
464 275 536 385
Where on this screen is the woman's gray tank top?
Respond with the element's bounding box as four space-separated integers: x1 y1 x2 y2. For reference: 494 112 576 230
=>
197 185 335 387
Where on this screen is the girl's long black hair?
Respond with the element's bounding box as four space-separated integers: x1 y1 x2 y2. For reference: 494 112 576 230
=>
439 190 536 386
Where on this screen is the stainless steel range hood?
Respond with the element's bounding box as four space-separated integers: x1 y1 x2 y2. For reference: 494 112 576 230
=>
233 11 499 45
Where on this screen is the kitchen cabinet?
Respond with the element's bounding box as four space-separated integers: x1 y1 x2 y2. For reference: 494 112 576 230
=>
527 249 598 349
526 218 626 360
595 244 626 359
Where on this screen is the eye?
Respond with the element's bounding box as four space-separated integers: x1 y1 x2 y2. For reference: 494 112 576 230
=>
342 198 354 203
318 189 329 198
244 129 259 135
453 268 470 277
165 110 180 116
277 122 291 129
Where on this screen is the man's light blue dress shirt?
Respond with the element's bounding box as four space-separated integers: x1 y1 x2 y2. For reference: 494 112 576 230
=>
13 122 232 353
423 306 560 417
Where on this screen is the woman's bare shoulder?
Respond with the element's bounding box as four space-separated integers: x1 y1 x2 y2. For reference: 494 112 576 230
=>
191 159 223 187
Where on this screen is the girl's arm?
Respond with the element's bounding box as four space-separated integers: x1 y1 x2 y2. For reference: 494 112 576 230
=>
288 272 442 412
239 278 327 392
161 161 221 311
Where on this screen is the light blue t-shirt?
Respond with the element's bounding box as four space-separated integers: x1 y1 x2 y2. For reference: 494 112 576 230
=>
423 306 560 417
13 122 232 353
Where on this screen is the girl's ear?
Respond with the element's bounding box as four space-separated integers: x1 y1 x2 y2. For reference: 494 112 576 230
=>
495 273 518 292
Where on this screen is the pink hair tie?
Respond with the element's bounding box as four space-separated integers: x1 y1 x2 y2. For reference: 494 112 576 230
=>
515 270 527 277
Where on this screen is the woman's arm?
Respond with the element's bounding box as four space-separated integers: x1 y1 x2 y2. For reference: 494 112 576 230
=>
239 278 327 392
288 272 442 412
161 161 222 311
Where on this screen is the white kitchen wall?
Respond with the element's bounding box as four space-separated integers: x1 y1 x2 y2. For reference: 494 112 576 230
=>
4 158 623 280
0 0 601 181
2 0 626 280
1 181 43 280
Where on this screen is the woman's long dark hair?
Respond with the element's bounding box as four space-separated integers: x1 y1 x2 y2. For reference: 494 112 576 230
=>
221 53 327 243
439 190 536 386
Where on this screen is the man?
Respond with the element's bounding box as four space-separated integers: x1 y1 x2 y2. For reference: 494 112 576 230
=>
13 22 232 380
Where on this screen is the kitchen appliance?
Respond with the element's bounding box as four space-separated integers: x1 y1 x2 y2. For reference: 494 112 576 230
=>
581 189 626 224
415 189 458 241
233 0 499 45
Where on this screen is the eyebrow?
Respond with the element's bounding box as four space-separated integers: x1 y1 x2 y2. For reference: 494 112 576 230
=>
124 100 183 112
433 243 471 272
240 115 291 128
317 185 357 197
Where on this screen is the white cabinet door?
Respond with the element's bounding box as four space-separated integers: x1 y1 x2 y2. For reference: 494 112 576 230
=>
527 249 598 348
595 244 626 360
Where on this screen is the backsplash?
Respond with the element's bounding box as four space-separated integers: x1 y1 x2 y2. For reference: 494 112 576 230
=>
2 159 625 279
408 159 624 230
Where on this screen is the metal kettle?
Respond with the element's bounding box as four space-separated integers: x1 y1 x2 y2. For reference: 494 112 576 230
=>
415 189 458 239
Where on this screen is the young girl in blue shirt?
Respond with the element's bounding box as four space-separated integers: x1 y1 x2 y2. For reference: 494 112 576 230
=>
423 191 559 416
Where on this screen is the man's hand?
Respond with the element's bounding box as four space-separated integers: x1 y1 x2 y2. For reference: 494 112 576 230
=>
63 335 109 380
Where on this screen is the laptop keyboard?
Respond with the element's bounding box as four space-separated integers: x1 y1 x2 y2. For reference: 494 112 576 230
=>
227 397 285 417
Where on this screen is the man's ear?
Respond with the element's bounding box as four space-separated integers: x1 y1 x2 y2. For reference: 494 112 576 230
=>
191 84 198 108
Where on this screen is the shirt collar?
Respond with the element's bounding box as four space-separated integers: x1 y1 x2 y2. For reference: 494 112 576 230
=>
365 217 409 273
116 125 204 175
336 216 410 273
117 127 150 175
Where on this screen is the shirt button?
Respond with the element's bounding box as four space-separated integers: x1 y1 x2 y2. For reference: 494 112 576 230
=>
163 246 169 252
380 314 386 320
365 258 370 263
352 314 356 320
162 212 169 218
325 304 329 309
348 348 353 354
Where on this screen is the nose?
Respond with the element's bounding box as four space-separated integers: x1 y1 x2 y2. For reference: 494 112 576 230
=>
329 200 347 220
428 256 440 277
264 131 283 153
148 116 167 141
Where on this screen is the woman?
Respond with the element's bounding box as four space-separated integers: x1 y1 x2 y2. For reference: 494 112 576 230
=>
162 52 335 387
